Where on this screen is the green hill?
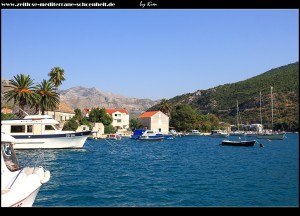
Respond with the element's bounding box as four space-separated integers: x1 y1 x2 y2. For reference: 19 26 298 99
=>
150 62 299 131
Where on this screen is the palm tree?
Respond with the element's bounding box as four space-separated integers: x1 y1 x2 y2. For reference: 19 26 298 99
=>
48 66 66 89
34 79 60 115
158 99 171 117
3 74 36 117
48 66 65 118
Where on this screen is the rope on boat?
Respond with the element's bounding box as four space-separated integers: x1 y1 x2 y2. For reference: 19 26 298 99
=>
254 139 265 148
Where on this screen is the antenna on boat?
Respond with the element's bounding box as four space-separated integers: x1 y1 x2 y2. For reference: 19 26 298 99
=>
18 107 29 116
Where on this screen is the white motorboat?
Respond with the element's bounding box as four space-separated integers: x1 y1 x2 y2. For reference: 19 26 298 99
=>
1 115 91 149
189 130 201 135
208 129 229 138
1 133 51 207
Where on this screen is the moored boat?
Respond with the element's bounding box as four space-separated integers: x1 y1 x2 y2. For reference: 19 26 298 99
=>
208 130 229 138
131 129 165 141
255 87 287 140
106 134 122 140
256 132 286 140
1 115 91 149
221 139 256 147
1 133 51 207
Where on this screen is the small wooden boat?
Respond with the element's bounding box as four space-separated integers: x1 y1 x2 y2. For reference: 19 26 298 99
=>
221 139 256 147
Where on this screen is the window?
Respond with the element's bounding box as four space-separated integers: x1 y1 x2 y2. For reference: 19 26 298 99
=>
2 143 20 171
27 125 33 133
11 125 25 133
45 125 55 130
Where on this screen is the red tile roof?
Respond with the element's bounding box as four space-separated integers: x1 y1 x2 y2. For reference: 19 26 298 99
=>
57 102 74 113
138 111 160 118
83 108 91 114
106 108 129 115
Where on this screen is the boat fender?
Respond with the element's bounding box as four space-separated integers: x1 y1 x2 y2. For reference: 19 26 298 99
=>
41 170 51 183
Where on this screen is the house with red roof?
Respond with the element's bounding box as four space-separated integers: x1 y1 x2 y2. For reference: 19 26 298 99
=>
138 111 169 133
106 108 129 132
83 108 91 118
45 102 75 122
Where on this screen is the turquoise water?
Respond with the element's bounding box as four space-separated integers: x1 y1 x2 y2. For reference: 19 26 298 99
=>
16 133 299 207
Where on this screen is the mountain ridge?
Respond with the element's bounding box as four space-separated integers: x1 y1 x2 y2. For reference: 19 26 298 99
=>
148 61 299 130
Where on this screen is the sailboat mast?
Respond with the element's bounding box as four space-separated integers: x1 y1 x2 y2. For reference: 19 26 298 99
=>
236 100 239 131
271 86 274 131
260 91 262 126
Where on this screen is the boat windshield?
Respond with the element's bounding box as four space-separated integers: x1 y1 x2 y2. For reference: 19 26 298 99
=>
1 143 20 171
54 124 60 130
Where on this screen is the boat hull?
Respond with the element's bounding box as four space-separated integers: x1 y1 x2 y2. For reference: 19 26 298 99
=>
11 131 91 149
208 134 229 138
2 185 42 207
1 166 50 207
256 133 286 140
138 136 164 141
221 140 256 147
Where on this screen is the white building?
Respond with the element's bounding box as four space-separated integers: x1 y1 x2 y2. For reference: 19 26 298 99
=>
138 110 169 133
106 109 130 132
45 102 75 121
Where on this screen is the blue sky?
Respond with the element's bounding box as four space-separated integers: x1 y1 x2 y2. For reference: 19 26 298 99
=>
2 9 299 100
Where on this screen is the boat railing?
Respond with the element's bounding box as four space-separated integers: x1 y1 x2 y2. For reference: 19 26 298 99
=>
8 149 46 189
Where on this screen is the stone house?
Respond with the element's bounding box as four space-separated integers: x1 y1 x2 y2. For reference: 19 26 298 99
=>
138 110 169 133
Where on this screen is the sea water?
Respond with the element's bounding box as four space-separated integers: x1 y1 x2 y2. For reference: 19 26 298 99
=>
16 133 299 207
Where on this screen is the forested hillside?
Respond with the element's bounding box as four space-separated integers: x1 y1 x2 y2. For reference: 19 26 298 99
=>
150 62 299 131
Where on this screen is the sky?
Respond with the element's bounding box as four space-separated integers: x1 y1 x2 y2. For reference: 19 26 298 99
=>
1 9 299 100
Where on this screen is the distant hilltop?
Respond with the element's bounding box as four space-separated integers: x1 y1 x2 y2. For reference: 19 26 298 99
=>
1 79 158 118
58 86 159 116
147 61 299 130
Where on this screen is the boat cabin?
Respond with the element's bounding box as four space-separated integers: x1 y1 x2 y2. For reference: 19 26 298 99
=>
1 115 61 136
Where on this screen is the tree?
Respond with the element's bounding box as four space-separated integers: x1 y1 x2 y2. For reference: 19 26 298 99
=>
3 74 36 117
170 104 199 132
197 114 211 132
80 117 92 130
129 118 143 131
48 66 65 118
89 107 112 126
62 117 78 131
1 112 17 120
208 113 220 130
104 125 115 134
48 66 66 89
158 99 171 117
34 79 60 115
74 108 83 121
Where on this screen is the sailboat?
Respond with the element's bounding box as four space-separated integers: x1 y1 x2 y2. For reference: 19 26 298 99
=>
229 100 245 136
256 87 286 140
